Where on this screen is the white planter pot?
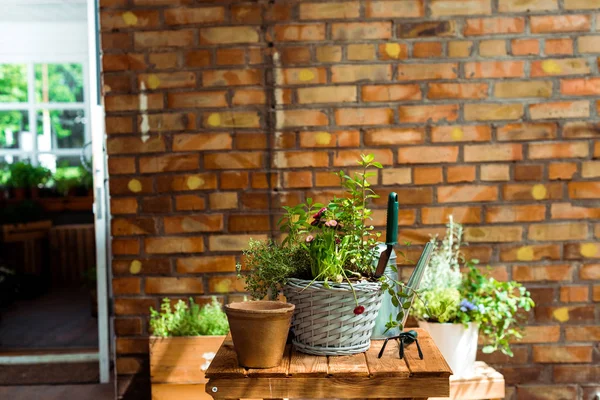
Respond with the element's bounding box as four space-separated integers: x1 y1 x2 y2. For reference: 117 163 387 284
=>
418 321 479 378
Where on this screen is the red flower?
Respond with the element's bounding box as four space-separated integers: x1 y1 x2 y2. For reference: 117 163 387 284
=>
312 207 327 219
353 305 365 315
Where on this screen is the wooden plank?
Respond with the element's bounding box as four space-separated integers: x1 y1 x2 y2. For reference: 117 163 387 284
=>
152 384 213 400
288 347 328 377
429 362 505 400
403 329 452 377
365 340 410 378
204 338 246 379
150 336 226 384
206 377 450 399
246 345 291 378
327 352 369 377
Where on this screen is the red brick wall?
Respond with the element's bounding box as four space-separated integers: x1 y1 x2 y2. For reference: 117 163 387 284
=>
99 1 600 398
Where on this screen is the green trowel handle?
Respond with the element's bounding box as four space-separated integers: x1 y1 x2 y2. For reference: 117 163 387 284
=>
386 192 398 246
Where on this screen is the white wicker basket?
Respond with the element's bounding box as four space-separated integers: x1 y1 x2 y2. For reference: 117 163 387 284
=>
283 277 384 356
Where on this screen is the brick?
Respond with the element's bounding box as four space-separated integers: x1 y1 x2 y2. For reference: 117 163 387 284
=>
177 256 236 274
156 173 217 193
582 161 600 178
144 237 204 254
531 58 590 76
399 105 458 123
364 128 424 145
280 47 311 65
102 32 131 51
533 346 592 363
200 27 259 44
113 277 141 295
139 154 198 173
332 65 392 83
228 215 271 232
140 196 171 213
479 39 507 57
134 30 194 49
464 226 523 243
378 42 407 61
208 193 238 210
231 4 261 23
205 153 263 170
163 215 223 234
514 164 544 181
553 204 600 221
112 239 140 255
173 133 232 151
448 41 473 57
517 386 578 400
545 38 573 55
105 93 163 112
146 277 204 294
175 195 205 211
114 298 156 316
102 54 146 72
437 185 498 203
500 244 561 262
235 133 267 151
185 50 211 67
273 24 326 41
108 157 136 175
549 163 577 180
398 146 458 164
487 205 546 223
561 78 600 96
413 42 443 58
112 217 157 236
215 48 246 66
143 113 195 133
362 84 421 102
431 125 491 142
111 198 138 215
164 7 224 25
480 165 510 181
529 142 588 159
347 44 376 61
105 116 134 135
398 21 456 38
511 39 539 55
300 131 360 148
299 2 360 19
297 86 356 104
116 337 148 354
447 166 476 183
465 61 524 78
578 35 600 53
428 83 488 99
391 188 433 205
499 0 557 12
464 17 525 35
513 265 573 282
273 151 329 169
421 207 481 225
464 103 523 121
414 167 443 185
497 366 543 385
333 149 393 166
203 111 260 128
569 182 600 199
528 223 588 241
316 46 342 62
560 286 589 302
202 69 261 87
495 80 552 98
282 68 327 85
531 15 590 33
208 275 245 293
430 0 491 16
554 365 600 383
464 144 522 162
277 110 328 128
114 319 142 336
209 234 268 252
335 107 393 126
381 168 412 185
566 326 600 342
564 0 600 8
100 10 160 30
366 1 423 17
331 22 392 40
283 171 313 188
167 91 227 109
565 242 600 260
497 123 557 141
233 89 266 106
397 63 457 81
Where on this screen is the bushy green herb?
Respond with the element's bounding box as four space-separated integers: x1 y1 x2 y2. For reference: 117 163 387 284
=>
6 162 51 188
149 297 229 337
412 287 461 323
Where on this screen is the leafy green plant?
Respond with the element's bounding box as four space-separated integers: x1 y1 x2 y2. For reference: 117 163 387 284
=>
6 162 50 188
52 166 91 195
149 297 229 337
412 287 461 323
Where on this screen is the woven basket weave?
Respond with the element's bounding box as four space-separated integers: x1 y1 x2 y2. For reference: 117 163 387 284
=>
283 277 384 356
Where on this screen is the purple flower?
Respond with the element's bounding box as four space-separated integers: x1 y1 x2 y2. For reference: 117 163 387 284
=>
312 207 327 219
459 299 477 313
306 235 314 243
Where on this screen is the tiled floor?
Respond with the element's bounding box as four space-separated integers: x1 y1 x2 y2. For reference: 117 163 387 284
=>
0 383 113 400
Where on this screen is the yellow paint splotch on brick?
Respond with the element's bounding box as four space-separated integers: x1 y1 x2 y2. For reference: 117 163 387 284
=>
128 179 142 193
580 243 598 258
541 60 562 74
187 176 205 190
315 132 332 145
553 307 569 322
129 260 142 274
451 127 464 141
299 69 315 82
207 113 221 127
517 246 534 261
532 184 547 200
147 74 161 90
214 279 232 293
385 43 402 59
122 11 138 26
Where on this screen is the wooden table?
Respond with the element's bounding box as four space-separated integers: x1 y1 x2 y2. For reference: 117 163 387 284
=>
206 328 451 400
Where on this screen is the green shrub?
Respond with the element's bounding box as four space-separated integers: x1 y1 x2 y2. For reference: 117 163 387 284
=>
6 162 50 188
149 297 229 337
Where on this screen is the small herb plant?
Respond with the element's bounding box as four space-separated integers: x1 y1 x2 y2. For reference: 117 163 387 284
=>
6 162 51 188
149 297 229 337
411 218 535 356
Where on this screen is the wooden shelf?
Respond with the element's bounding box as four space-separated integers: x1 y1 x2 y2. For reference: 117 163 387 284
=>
429 361 505 400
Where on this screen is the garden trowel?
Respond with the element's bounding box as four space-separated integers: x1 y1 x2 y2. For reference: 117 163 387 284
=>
375 192 398 277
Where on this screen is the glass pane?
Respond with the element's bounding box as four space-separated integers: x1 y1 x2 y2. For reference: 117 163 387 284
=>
0 64 28 102
37 109 85 150
0 110 29 149
0 155 29 164
35 63 83 103
39 154 81 174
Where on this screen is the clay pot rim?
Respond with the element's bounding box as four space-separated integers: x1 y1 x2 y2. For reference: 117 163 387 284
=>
226 300 294 314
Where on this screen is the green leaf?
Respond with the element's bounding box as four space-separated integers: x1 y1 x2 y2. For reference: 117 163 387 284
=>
482 345 495 354
372 162 383 168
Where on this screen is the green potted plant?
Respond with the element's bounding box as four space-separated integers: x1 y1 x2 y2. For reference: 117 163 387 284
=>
5 162 50 199
148 297 229 398
412 217 535 377
237 155 414 357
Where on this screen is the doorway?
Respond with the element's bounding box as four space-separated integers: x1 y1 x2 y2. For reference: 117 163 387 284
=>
0 0 111 386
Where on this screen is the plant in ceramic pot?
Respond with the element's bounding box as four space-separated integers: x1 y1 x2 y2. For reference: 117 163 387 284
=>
412 217 535 377
237 155 416 357
148 297 229 399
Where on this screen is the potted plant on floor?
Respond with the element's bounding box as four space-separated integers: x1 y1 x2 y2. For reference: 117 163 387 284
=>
412 217 535 377
148 297 229 400
237 154 415 357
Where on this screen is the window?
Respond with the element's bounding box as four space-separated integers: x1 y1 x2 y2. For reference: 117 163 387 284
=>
0 63 88 172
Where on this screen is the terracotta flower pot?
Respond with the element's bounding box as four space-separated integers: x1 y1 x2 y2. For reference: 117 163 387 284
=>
225 301 294 368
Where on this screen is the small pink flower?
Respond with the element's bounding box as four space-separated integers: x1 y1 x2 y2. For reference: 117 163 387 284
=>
305 235 314 243
325 219 338 227
312 207 327 219
353 305 365 315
